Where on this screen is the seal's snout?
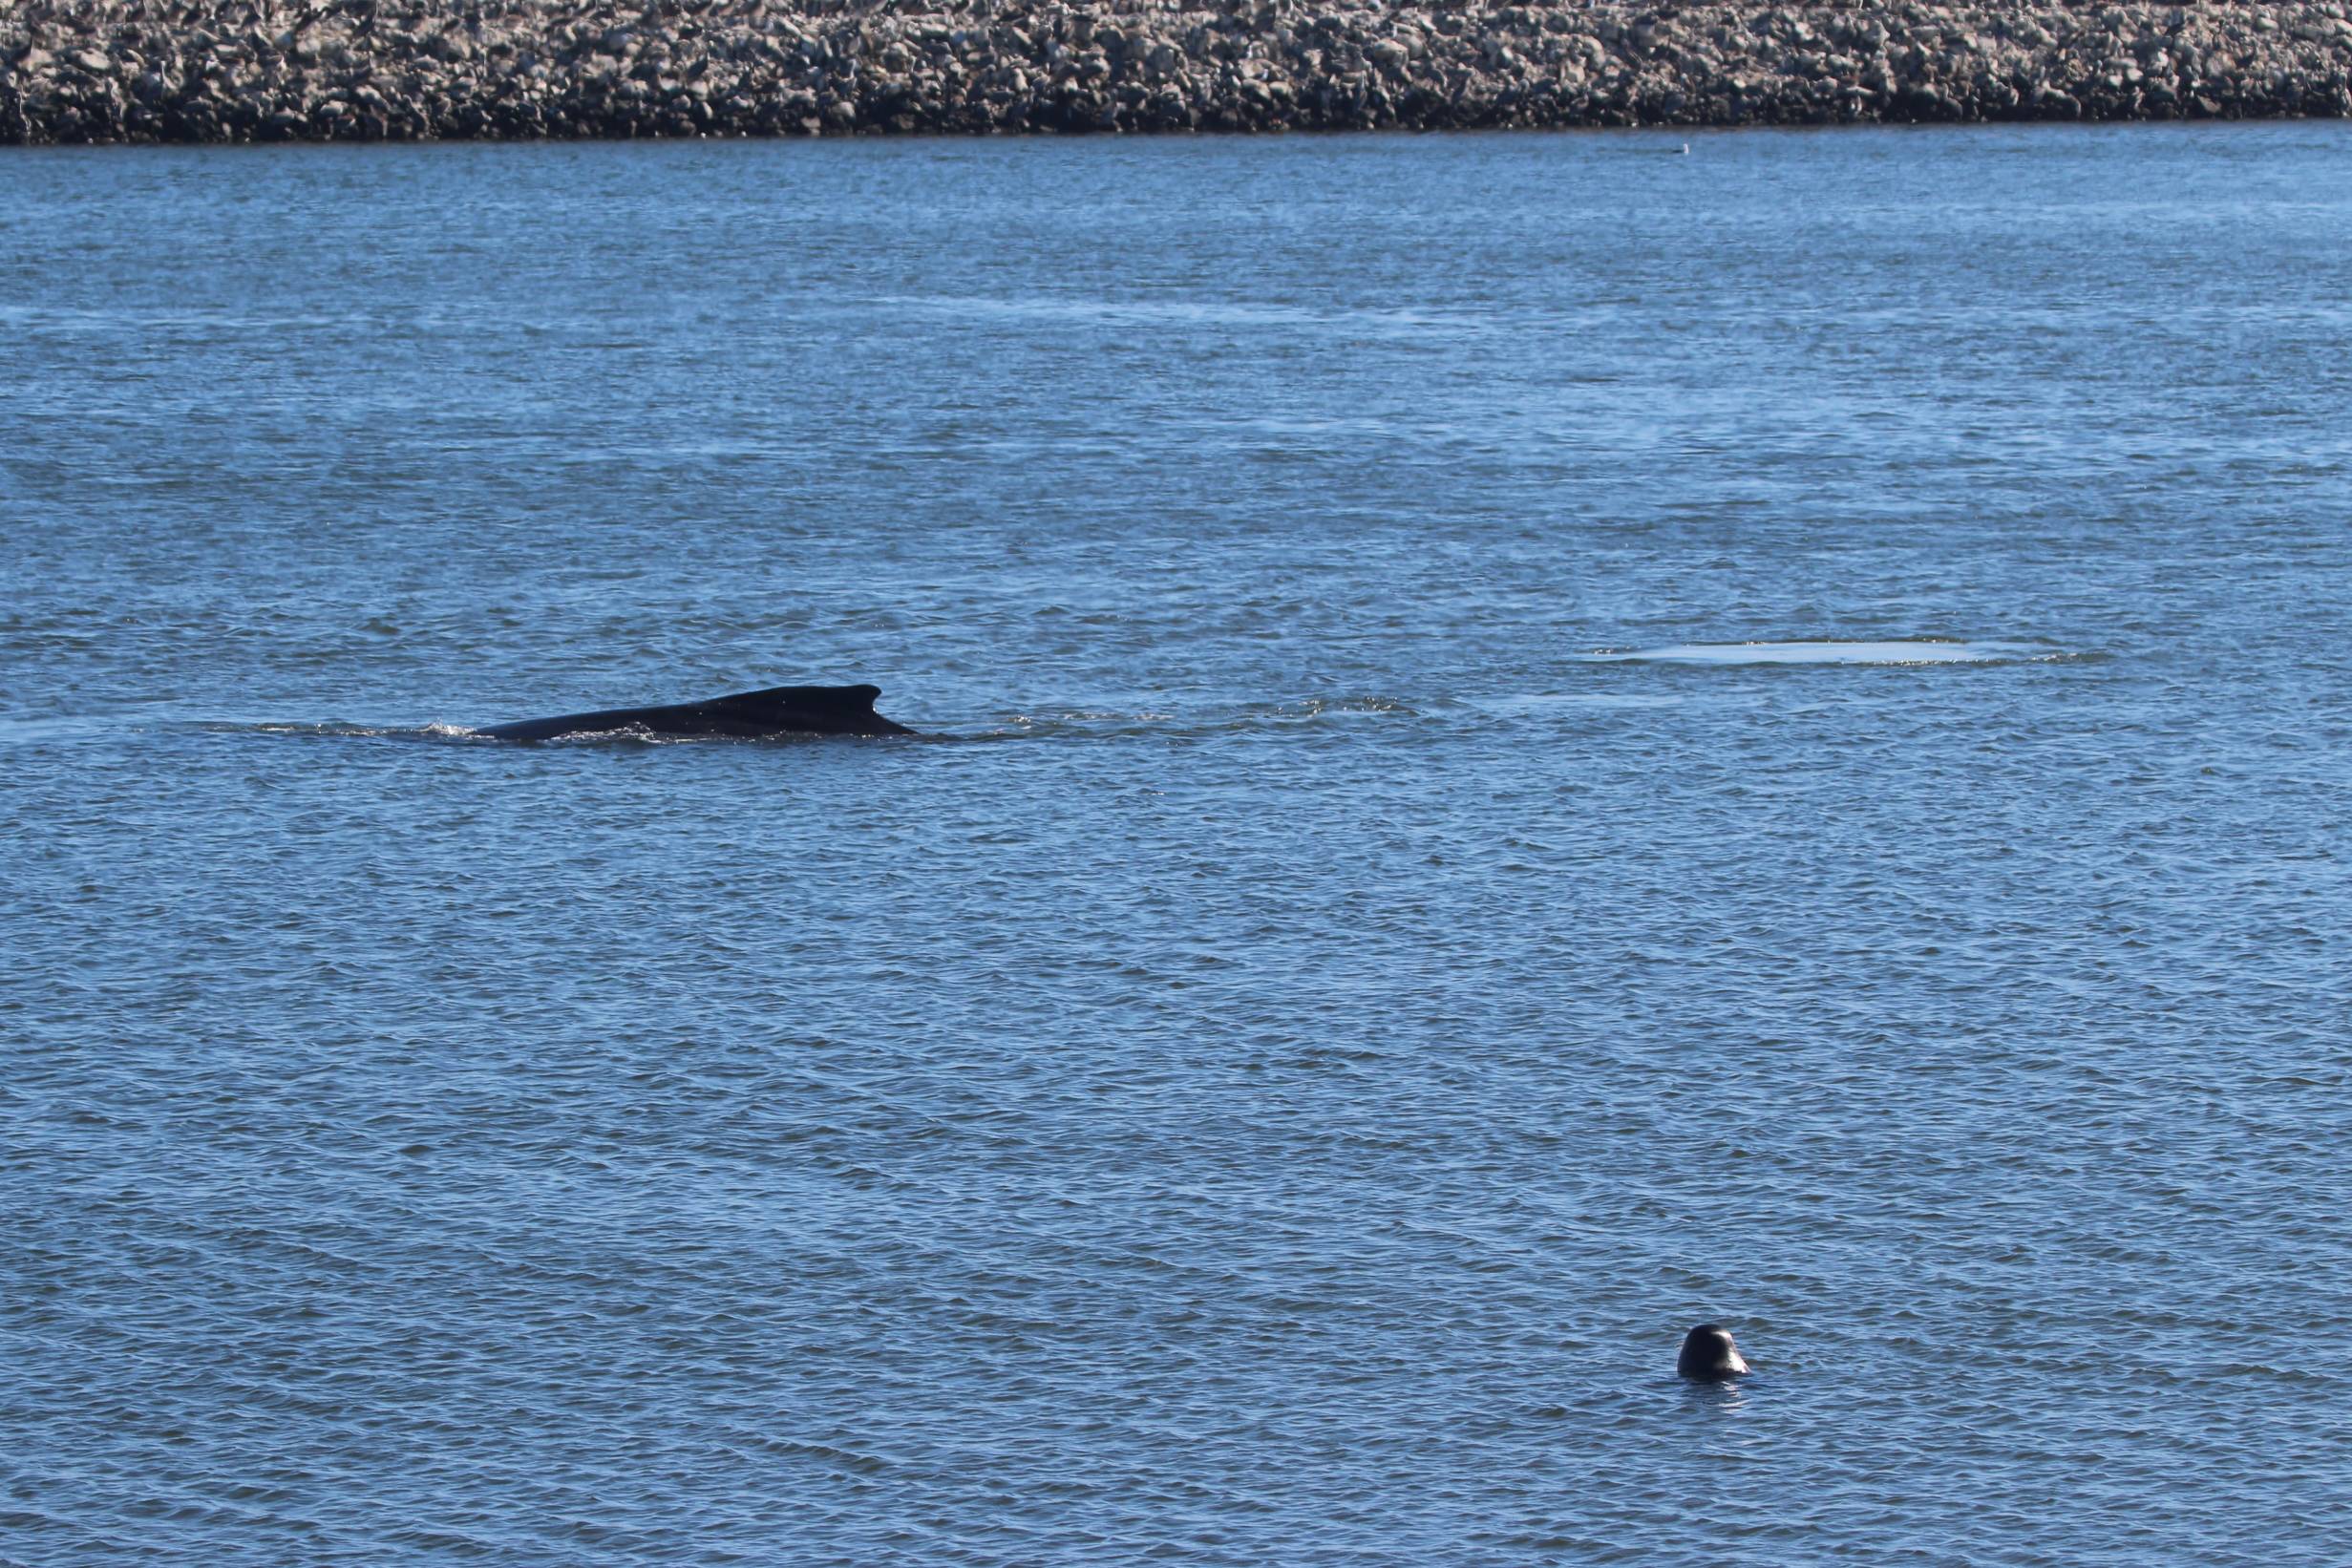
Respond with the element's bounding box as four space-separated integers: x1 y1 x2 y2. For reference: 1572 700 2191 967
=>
1678 1323 1751 1380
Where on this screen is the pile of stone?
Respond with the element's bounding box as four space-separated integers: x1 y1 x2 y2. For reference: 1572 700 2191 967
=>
6 1 2351 143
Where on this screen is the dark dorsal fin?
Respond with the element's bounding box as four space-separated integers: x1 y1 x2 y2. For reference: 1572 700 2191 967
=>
714 683 884 715
478 682 911 740
710 684 910 735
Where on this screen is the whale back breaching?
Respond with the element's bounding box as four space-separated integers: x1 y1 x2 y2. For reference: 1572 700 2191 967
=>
1677 1324 1751 1380
477 683 915 741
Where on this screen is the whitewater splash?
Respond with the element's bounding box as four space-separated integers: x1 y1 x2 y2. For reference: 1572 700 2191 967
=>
1577 640 2061 667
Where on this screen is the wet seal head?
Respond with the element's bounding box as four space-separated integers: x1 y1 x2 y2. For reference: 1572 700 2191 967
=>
1677 1324 1751 1380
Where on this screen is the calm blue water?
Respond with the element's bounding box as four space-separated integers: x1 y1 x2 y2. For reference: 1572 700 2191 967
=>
6 124 2352 1565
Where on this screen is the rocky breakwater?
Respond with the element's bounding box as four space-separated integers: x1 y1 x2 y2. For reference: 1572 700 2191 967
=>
7 2 2352 143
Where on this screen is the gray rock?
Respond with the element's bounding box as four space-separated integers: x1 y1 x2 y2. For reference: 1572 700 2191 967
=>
3 0 2348 143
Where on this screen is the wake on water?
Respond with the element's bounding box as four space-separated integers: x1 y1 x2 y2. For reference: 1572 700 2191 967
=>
1574 640 2069 667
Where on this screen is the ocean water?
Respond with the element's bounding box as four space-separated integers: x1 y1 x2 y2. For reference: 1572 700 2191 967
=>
5 123 2351 1564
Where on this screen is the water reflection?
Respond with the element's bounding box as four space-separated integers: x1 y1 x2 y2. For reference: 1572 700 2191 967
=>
1680 1377 1754 1416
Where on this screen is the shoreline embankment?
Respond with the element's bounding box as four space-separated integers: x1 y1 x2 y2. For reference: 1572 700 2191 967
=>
7 2 2352 144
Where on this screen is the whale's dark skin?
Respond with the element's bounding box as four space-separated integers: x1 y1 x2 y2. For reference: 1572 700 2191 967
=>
476 684 915 742
1677 1324 1752 1380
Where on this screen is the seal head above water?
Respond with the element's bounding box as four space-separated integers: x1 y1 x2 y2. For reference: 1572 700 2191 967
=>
1677 1324 1751 1380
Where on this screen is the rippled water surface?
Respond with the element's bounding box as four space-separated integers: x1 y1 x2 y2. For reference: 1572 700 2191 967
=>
7 125 2352 1564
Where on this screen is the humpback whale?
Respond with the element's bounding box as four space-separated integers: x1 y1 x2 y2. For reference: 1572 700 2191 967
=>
1677 1324 1751 1380
477 683 915 741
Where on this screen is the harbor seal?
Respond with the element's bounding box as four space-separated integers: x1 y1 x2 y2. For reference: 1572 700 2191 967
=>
1677 1324 1751 1380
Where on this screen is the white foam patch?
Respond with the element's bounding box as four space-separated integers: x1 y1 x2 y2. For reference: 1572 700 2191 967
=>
1577 640 2055 667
